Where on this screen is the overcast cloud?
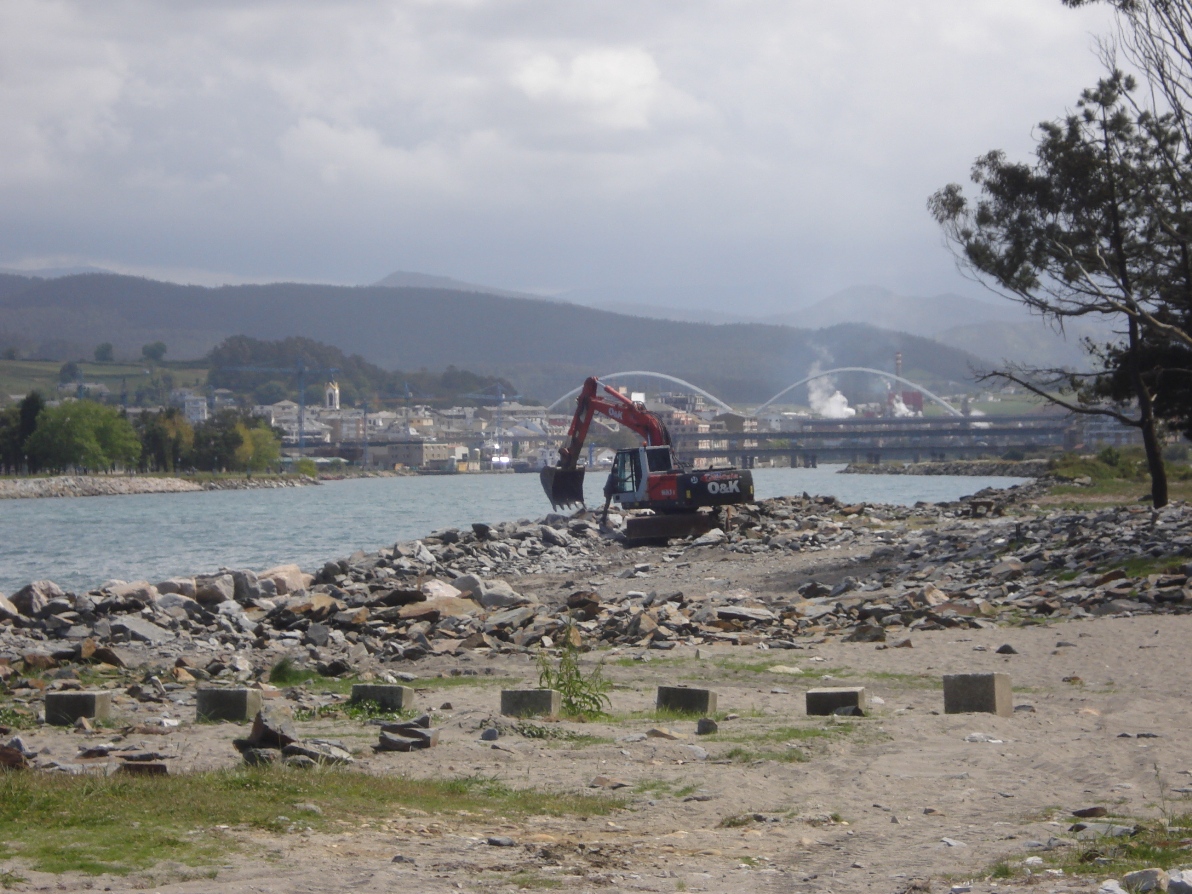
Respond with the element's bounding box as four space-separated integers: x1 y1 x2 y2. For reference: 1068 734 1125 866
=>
0 0 1117 312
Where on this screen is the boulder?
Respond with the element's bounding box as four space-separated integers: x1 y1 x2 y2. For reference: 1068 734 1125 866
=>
232 570 261 603
259 564 313 596
157 592 201 615
1122 868 1168 893
478 580 535 608
110 616 174 645
194 574 235 606
156 578 196 597
691 528 726 548
0 593 20 621
246 705 299 749
451 574 483 598
421 579 462 601
11 580 64 617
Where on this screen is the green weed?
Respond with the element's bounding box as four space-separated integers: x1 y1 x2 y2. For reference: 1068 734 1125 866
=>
536 625 612 720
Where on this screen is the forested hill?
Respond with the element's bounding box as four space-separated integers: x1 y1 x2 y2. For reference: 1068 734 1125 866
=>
0 273 990 404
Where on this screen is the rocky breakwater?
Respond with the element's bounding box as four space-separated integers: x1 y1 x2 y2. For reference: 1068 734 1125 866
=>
842 459 1051 477
2 483 1192 720
0 474 316 499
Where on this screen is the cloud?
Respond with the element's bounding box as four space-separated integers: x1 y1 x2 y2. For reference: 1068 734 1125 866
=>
513 48 666 130
0 0 1120 307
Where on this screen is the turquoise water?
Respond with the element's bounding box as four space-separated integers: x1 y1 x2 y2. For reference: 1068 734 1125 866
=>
0 467 1027 595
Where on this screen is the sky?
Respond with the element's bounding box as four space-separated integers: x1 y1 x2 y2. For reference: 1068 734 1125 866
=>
0 0 1120 314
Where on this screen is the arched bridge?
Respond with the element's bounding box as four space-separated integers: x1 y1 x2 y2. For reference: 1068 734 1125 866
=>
546 371 736 414
541 369 1069 464
754 367 963 417
546 367 961 417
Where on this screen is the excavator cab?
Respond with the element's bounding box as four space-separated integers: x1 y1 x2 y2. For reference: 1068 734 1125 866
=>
605 449 642 498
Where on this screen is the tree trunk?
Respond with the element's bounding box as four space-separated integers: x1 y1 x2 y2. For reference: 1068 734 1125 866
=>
1128 317 1169 507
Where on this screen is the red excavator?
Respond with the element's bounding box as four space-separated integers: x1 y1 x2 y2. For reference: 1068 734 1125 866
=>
540 376 755 543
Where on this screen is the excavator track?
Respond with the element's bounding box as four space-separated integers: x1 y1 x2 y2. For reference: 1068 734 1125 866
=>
622 512 719 546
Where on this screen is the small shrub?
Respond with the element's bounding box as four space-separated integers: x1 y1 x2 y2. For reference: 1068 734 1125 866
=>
536 624 611 720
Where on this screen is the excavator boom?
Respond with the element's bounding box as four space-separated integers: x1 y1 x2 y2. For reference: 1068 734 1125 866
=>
542 376 671 509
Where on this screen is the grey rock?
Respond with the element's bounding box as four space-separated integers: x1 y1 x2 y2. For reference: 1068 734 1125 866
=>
282 741 354 765
690 528 726 547
1122 869 1169 893
11 580 64 617
478 580 535 608
110 616 174 645
1167 869 1192 894
195 574 235 606
304 624 331 647
232 570 261 604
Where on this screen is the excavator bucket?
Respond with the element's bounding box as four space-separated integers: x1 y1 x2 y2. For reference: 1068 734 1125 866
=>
540 466 585 510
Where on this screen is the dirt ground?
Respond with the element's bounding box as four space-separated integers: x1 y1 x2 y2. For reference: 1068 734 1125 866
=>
8 586 1192 894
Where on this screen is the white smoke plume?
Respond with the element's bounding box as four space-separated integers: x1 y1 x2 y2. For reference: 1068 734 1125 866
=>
807 365 855 418
889 394 918 418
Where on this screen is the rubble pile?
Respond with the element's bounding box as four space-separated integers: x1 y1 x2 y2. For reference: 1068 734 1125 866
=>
2 488 1191 698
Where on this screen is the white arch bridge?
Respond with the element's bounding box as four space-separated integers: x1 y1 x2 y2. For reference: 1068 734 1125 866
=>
542 369 1070 464
546 367 962 417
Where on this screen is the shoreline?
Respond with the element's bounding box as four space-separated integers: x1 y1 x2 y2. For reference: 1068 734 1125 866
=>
0 474 319 500
841 458 1052 477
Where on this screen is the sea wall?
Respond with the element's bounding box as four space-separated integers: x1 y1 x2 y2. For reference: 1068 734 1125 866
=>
0 475 317 500
840 459 1051 477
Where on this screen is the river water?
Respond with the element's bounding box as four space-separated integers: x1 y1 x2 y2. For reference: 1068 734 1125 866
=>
0 467 1028 595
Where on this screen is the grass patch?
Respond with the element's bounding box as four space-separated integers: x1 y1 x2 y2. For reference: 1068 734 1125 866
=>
700 724 849 746
0 767 622 876
292 699 419 724
633 780 699 798
0 705 38 730
989 861 1016 880
509 722 611 747
411 674 521 689
1043 813 1192 879
611 706 735 724
836 669 942 689
507 870 564 889
721 745 808 764
0 869 27 889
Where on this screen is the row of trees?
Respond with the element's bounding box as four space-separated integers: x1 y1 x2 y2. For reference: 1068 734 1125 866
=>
0 394 280 475
930 0 1192 507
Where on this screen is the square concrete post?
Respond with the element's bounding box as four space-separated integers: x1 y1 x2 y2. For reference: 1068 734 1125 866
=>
350 684 415 711
943 673 1012 717
196 687 263 722
45 691 112 726
656 686 717 716
500 689 561 718
806 686 868 716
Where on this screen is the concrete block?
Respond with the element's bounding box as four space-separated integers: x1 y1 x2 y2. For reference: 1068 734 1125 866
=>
45 691 112 726
805 686 868 716
656 686 717 716
351 684 415 711
196 687 263 722
943 672 1012 717
500 689 561 718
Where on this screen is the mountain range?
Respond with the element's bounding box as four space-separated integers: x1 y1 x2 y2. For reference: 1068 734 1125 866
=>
0 272 997 405
593 284 1107 371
